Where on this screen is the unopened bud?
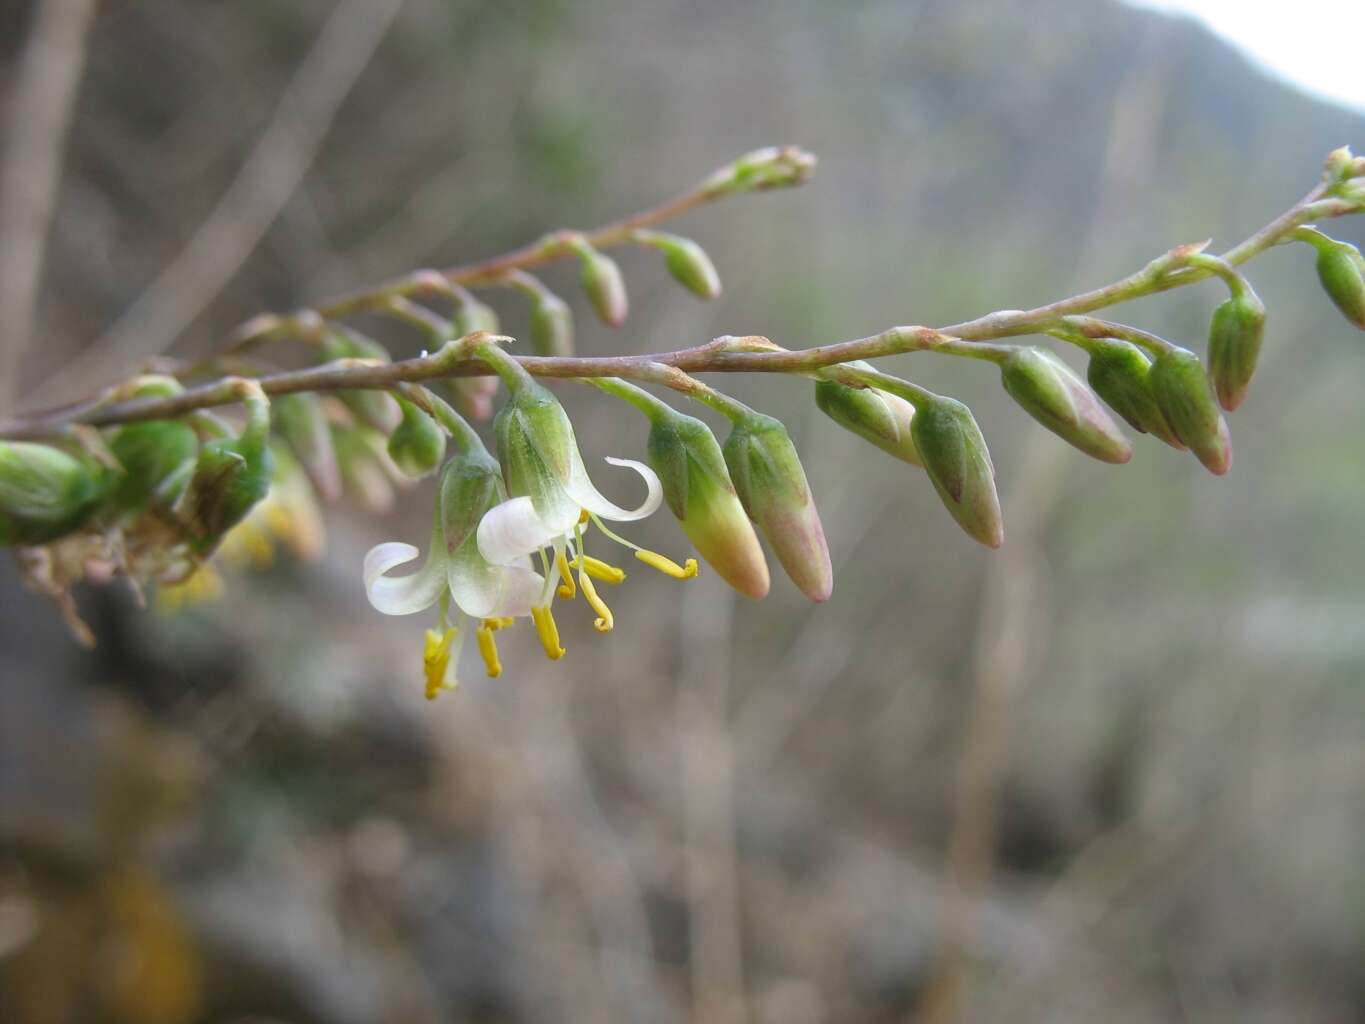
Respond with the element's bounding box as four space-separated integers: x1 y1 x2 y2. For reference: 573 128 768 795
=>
1207 287 1267 411
439 446 505 554
322 326 402 431
636 232 721 299
910 396 1003 548
1315 238 1365 330
814 369 922 467
529 290 575 357
107 378 199 511
334 427 400 515
576 244 628 327
1000 347 1132 464
702 146 817 196
0 442 110 547
1325 145 1355 181
1085 339 1184 450
176 383 275 553
1149 348 1232 475
387 397 446 478
648 409 769 599
722 414 831 602
454 295 500 337
274 393 341 500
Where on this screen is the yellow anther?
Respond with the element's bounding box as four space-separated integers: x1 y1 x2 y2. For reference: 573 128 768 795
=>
531 606 566 660
484 616 515 631
578 508 591 525
569 555 626 584
556 550 576 599
423 627 459 700
476 624 503 678
578 571 614 633
634 549 699 580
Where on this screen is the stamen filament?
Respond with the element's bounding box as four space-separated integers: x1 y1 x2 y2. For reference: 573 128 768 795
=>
578 570 615 633
634 549 700 580
476 621 503 678
531 606 566 660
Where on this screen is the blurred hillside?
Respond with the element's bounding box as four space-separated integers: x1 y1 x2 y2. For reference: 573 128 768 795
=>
2 1 1363 1022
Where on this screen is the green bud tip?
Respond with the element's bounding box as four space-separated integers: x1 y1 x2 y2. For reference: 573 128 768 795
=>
1000 348 1132 464
1084 339 1185 451
274 393 342 501
1207 288 1267 412
642 233 721 300
577 246 628 327
647 410 769 599
909 396 1003 549
722 414 832 602
530 291 575 358
703 146 817 196
1314 239 1365 331
814 376 922 467
0 441 112 547
1149 348 1233 476
455 296 501 337
388 398 447 479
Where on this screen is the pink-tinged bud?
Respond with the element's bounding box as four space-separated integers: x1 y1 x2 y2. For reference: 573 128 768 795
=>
447 375 499 423
1000 348 1132 464
575 243 628 327
910 395 1003 549
1085 339 1184 450
702 146 817 196
648 409 769 599
1315 239 1365 330
722 414 832 602
1207 287 1267 411
529 290 574 357
813 372 922 466
274 393 341 500
1149 348 1232 475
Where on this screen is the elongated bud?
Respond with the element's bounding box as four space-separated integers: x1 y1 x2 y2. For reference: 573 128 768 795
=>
1207 286 1267 411
494 381 576 516
1085 339 1184 450
0 442 111 547
910 395 1003 548
635 231 721 299
176 382 275 554
439 446 505 554
454 294 500 337
701 146 817 196
107 378 199 511
814 369 922 467
322 326 402 431
529 290 574 357
648 409 769 598
722 414 831 602
1314 239 1365 330
334 426 400 515
574 242 628 327
387 397 446 478
1000 347 1132 464
274 393 341 500
1149 348 1232 475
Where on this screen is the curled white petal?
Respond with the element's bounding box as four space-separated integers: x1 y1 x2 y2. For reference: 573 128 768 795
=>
363 538 449 616
565 456 662 523
448 552 544 619
477 496 564 566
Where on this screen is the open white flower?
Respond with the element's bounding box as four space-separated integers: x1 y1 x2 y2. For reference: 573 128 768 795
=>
363 449 543 698
475 374 697 660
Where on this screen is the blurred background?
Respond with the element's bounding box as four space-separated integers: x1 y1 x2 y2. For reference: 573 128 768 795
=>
2 1 1363 1021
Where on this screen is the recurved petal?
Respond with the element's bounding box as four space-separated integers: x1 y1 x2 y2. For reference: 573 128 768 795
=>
363 534 449 615
476 495 565 566
447 543 545 619
565 455 662 523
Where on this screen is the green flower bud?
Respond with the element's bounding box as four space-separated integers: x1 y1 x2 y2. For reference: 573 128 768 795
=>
722 414 831 602
176 384 275 554
1207 287 1267 411
108 419 199 512
334 426 401 515
1149 348 1232 475
274 393 341 500
387 397 446 478
1085 339 1184 450
702 146 818 196
647 409 769 599
910 396 1003 549
814 369 922 467
494 382 576 520
529 290 574 357
1000 347 1132 464
322 327 403 432
0 442 111 547
636 232 721 299
454 295 500 337
576 245 628 327
1314 239 1365 330
439 446 505 555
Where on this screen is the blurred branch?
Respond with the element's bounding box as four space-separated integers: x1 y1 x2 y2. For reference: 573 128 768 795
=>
34 0 408 407
0 0 100 416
